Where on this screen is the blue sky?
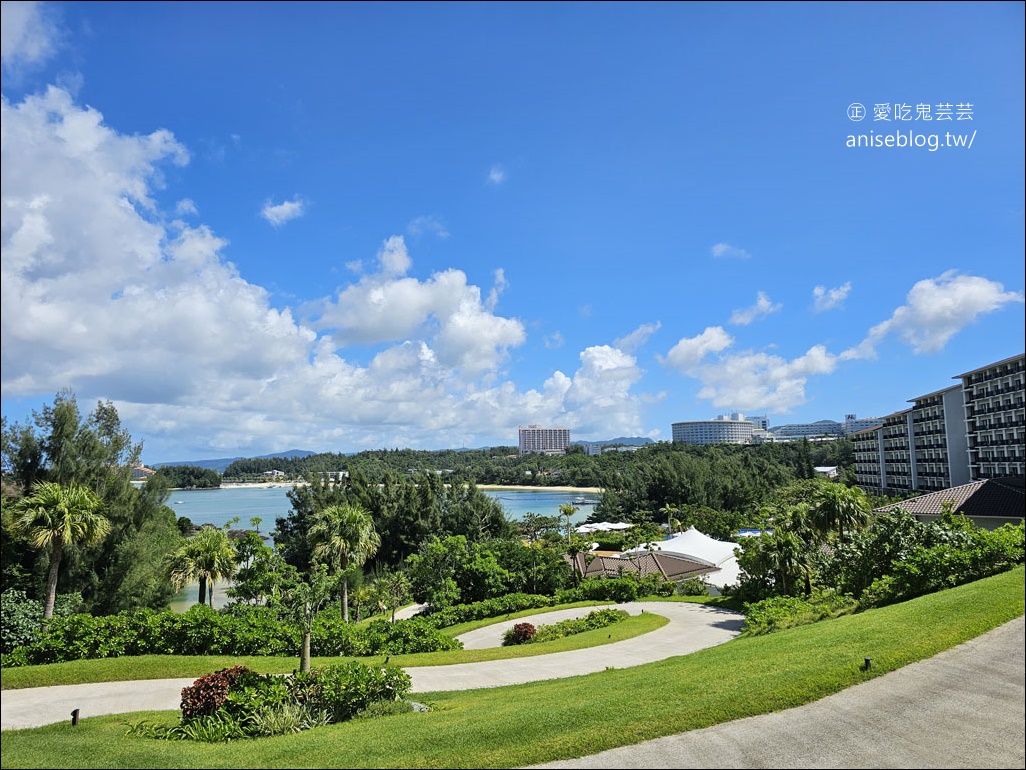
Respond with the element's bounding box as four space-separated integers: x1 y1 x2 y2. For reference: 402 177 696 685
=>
1 1 1023 465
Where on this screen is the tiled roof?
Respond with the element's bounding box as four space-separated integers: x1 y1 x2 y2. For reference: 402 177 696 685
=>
873 476 1024 521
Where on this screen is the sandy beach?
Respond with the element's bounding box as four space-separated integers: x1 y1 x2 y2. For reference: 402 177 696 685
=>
219 481 604 494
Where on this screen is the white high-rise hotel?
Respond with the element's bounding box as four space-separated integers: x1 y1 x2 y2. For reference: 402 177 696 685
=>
853 353 1025 495
518 425 570 455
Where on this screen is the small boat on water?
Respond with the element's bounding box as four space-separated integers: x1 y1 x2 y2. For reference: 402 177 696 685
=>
572 497 600 505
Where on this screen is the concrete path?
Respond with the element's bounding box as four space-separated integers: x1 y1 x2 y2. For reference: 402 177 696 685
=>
406 602 741 692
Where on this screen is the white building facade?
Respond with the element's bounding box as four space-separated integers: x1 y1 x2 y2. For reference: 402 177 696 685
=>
518 425 571 455
854 353 1024 495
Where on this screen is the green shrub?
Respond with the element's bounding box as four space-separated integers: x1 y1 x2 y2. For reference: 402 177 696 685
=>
419 593 556 628
530 609 628 643
0 590 82 654
131 661 412 742
180 666 253 720
503 609 628 645
741 591 859 636
676 578 709 596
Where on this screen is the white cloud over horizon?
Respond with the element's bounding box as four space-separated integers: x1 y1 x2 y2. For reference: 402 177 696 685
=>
488 164 505 184
658 269 1021 416
0 82 649 458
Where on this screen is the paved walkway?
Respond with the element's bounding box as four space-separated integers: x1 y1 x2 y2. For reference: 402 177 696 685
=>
1 606 1023 769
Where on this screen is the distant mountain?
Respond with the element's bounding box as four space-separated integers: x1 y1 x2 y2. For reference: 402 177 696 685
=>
153 449 316 473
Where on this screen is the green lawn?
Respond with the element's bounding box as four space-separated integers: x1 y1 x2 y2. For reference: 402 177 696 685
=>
1 566 1022 769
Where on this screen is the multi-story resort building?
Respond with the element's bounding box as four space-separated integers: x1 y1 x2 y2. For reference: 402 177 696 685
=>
518 425 571 456
769 415 884 439
853 353 1024 496
960 354 1026 480
672 413 754 445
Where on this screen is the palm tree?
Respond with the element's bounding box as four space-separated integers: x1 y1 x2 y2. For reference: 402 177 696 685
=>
11 481 110 620
558 502 578 544
309 503 380 622
813 484 870 544
166 525 237 607
765 529 804 596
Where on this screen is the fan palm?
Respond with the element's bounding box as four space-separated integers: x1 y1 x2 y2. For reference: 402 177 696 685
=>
165 525 237 606
309 503 380 622
11 481 110 620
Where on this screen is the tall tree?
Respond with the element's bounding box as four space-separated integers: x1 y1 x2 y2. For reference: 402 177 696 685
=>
309 503 381 622
11 482 110 620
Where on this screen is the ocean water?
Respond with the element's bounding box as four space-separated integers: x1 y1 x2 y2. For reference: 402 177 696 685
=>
168 485 596 536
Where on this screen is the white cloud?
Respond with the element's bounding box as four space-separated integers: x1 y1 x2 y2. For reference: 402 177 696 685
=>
316 236 525 376
543 331 565 349
711 242 750 259
843 271 1024 359
1 0 59 72
729 291 782 326
812 282 851 312
692 346 839 413
614 322 661 353
176 198 198 216
488 164 506 184
659 327 734 372
0 83 654 458
260 198 304 227
407 215 450 239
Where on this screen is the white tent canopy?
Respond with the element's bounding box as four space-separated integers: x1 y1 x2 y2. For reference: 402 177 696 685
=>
576 521 632 533
622 526 743 589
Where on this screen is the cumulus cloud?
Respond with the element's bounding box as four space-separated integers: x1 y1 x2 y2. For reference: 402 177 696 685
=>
317 240 525 377
659 326 734 373
1 0 60 72
488 164 505 184
691 346 839 413
729 291 782 326
812 282 851 312
843 271 1024 359
1 83 653 458
614 322 661 353
711 242 750 259
261 198 304 227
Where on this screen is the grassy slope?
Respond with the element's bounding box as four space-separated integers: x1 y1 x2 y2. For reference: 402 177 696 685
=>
0 566 1022 769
